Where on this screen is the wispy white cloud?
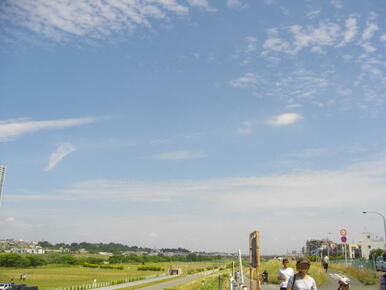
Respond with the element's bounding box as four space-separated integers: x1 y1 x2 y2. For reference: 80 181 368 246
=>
245 36 257 53
0 117 98 141
151 150 206 160
331 0 343 9
236 120 254 135
306 10 321 19
226 0 243 8
187 0 217 12
44 143 76 171
230 73 260 88
380 34 386 42
339 17 357 46
0 0 205 42
362 22 379 41
267 113 303 127
262 21 341 55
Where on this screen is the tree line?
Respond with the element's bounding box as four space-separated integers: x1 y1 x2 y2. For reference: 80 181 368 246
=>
0 252 222 268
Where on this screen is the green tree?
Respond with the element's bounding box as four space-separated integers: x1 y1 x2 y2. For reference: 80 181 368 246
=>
369 248 384 260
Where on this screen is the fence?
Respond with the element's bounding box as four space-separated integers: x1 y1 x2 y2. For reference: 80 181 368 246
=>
331 259 376 271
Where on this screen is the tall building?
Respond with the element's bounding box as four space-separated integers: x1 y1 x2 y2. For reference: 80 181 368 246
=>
359 232 385 259
0 165 6 204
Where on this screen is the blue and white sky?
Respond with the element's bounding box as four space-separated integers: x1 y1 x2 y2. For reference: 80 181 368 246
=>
1 0 386 254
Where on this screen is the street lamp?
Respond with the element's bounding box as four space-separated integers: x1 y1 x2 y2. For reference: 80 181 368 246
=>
362 210 386 250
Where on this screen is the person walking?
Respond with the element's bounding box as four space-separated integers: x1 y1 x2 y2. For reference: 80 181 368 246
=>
287 258 317 290
337 277 350 290
278 258 294 290
322 255 329 272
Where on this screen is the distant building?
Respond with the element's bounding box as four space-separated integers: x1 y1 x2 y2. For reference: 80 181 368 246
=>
0 165 6 203
359 232 385 259
348 243 361 259
304 239 342 257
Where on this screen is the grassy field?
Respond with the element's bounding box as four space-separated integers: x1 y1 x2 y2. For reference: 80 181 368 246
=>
0 261 221 289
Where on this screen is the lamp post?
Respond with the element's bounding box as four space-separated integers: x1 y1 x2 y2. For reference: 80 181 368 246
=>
362 211 386 250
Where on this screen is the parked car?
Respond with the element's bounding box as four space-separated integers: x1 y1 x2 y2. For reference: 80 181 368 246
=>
0 284 13 290
376 255 386 271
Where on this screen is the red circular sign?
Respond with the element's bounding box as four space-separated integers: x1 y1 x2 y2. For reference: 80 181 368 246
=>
340 229 348 236
341 236 347 243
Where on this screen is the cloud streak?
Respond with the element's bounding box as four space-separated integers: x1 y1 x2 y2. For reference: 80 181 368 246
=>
0 117 98 141
44 143 77 171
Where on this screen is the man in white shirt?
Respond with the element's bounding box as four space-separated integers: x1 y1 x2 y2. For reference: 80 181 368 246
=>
322 255 329 272
278 258 294 290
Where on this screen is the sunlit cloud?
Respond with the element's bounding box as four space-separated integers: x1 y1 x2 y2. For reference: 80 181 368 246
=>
267 113 303 127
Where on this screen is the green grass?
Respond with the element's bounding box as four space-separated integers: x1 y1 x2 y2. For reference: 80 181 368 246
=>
0 262 221 289
330 263 377 285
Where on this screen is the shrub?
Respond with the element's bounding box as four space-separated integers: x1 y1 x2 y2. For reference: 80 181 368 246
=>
83 262 123 270
137 266 164 271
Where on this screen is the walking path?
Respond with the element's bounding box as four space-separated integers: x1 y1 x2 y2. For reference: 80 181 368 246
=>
139 270 217 290
92 270 217 290
247 271 377 289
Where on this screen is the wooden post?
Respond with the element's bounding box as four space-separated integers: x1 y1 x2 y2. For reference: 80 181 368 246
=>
249 267 253 290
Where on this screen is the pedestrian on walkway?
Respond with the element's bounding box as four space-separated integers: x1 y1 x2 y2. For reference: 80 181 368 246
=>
278 258 294 290
337 277 350 290
322 255 329 272
287 258 317 290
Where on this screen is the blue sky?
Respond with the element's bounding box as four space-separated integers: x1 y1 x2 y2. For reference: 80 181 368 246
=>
0 0 386 254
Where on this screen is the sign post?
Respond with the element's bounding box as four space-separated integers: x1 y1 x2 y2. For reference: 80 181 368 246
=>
249 230 261 290
340 229 348 265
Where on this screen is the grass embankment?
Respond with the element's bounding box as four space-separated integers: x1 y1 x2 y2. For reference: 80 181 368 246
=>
330 263 377 285
259 260 328 286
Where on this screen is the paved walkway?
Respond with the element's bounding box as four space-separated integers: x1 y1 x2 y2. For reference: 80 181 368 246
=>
139 270 218 290
92 270 217 290
319 271 376 289
246 271 377 289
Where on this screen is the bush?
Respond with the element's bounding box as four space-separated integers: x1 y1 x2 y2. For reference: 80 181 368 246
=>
83 262 123 270
0 253 30 267
137 266 164 271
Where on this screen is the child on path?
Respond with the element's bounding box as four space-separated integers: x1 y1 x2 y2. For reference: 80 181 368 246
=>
287 258 317 290
278 258 294 290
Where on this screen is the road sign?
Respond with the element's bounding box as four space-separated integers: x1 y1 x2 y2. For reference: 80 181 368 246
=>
340 229 348 236
341 236 347 243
